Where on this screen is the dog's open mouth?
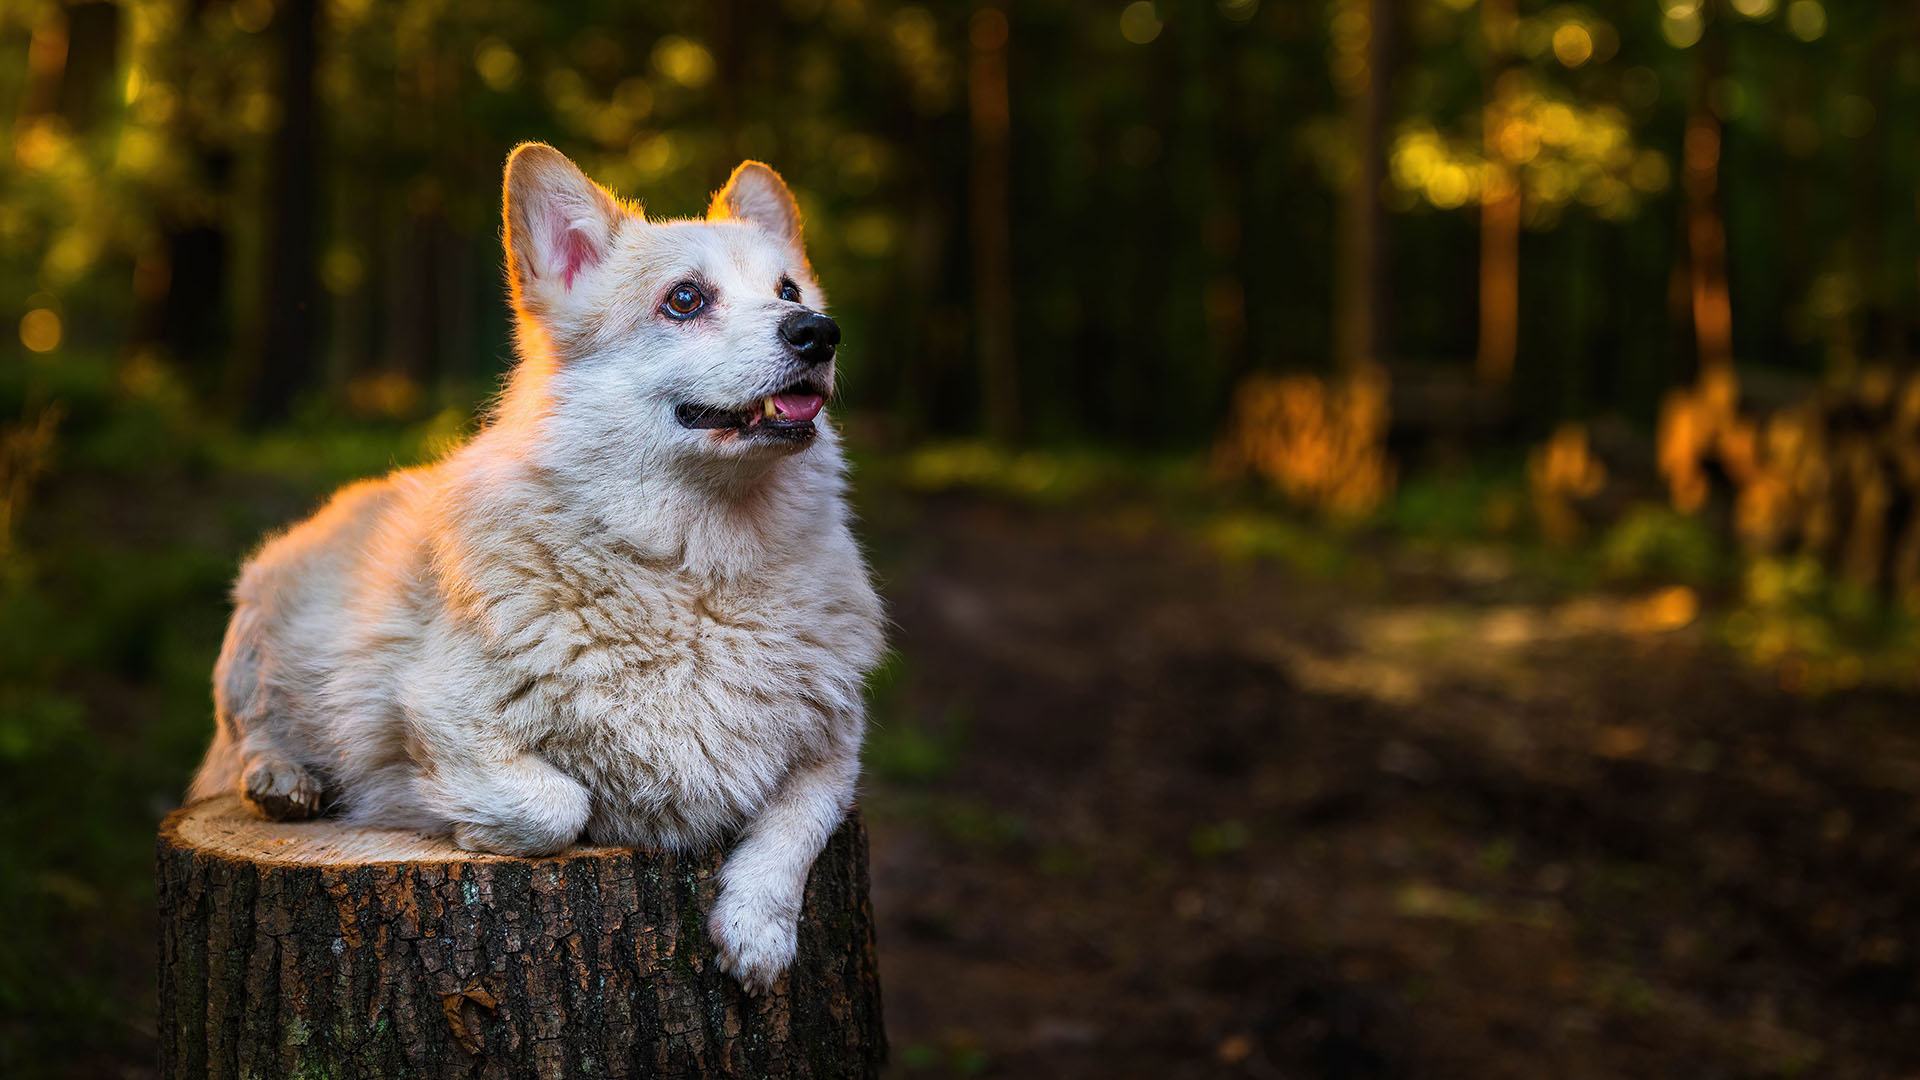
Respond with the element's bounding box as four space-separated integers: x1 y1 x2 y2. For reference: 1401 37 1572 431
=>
675 381 826 442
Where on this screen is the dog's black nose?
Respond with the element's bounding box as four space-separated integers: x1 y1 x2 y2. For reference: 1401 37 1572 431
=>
779 311 840 364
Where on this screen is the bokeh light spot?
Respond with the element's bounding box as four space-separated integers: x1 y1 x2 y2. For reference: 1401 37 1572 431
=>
20 309 61 353
1629 150 1671 193
628 132 677 179
1551 24 1593 68
1709 78 1748 120
1835 95 1875 138
1786 0 1826 40
475 40 521 91
240 90 280 134
652 36 715 89
230 0 273 34
1120 2 1163 45
1662 10 1703 48
845 213 895 257
321 248 365 295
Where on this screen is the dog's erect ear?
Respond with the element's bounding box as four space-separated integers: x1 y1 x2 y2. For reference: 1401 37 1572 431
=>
708 162 803 252
503 143 626 315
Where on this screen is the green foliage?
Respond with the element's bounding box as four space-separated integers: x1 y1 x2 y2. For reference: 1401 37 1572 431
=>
866 716 968 785
930 801 1028 854
1188 818 1251 860
1596 503 1724 585
1385 464 1530 544
900 441 1102 503
0 534 238 1063
898 1040 992 1077
1722 554 1920 694
861 653 973 785
1204 510 1353 579
201 405 473 490
888 439 1208 506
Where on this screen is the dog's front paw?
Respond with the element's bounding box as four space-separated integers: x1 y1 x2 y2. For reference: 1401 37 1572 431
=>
709 891 798 995
451 819 575 858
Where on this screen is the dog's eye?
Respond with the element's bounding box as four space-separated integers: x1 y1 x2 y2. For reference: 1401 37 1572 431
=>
663 283 706 319
778 278 801 304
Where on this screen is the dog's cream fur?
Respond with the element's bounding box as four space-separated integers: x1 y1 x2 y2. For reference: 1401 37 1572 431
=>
188 144 885 992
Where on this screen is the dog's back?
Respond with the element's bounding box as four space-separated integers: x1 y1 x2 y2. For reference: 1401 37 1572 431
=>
189 473 413 809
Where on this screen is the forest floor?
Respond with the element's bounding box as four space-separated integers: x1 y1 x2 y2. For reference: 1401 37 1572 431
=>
859 490 1920 1080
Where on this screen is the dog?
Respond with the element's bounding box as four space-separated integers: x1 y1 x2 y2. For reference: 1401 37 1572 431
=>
188 143 886 993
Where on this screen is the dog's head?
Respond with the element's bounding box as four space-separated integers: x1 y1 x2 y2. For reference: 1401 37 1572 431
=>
500 143 836 472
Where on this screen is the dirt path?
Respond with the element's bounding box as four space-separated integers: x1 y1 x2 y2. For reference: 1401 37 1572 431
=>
862 493 1920 1079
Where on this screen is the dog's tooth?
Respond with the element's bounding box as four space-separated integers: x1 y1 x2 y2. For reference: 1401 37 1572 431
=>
764 396 777 418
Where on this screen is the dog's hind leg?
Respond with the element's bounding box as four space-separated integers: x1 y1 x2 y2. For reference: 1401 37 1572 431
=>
192 602 325 821
239 743 324 821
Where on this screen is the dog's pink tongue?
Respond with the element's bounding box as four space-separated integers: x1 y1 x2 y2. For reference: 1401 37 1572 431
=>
773 393 824 423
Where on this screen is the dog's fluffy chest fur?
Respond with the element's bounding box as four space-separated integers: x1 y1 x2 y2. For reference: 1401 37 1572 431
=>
448 516 881 848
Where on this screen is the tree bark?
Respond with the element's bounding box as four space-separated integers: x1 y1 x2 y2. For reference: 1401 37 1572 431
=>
157 795 885 1079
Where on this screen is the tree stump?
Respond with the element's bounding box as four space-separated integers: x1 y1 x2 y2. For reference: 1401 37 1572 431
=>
156 795 884 1079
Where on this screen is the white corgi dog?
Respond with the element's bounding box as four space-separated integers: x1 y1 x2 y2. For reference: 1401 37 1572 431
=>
189 143 886 992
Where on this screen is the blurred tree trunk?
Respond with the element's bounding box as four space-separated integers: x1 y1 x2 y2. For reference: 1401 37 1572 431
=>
1773 61 1809 371
1477 0 1519 385
154 215 232 373
14 14 65 129
1852 29 1894 363
246 0 323 424
1682 3 1733 377
55 2 119 131
385 204 445 395
1907 3 1920 361
437 229 478 400
712 0 744 159
129 2 231 389
15 2 118 132
1208 14 1251 401
877 77 955 439
1336 0 1391 373
968 5 1018 441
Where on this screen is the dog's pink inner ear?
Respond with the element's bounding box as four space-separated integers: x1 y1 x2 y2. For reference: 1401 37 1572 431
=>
503 143 623 297
555 223 600 290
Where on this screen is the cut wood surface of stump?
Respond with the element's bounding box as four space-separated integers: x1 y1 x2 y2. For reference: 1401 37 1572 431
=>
157 794 885 1079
